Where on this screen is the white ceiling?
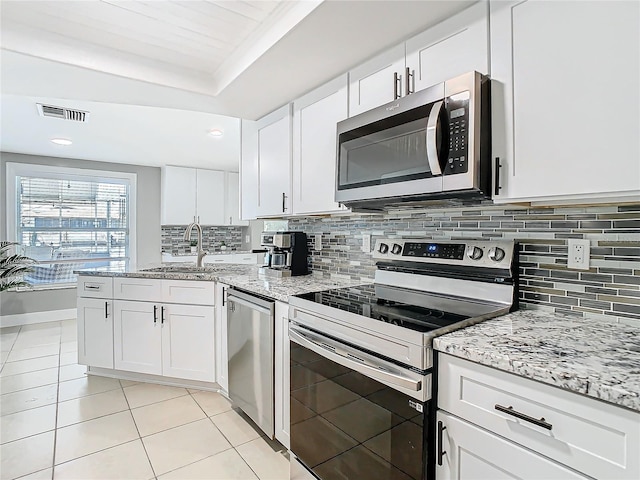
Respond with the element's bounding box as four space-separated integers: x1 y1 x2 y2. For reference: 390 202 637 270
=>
0 0 475 169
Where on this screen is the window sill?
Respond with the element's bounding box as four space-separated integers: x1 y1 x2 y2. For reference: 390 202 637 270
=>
7 284 77 293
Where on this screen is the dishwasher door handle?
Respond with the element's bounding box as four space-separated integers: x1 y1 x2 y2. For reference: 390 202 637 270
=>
290 326 422 393
227 293 273 316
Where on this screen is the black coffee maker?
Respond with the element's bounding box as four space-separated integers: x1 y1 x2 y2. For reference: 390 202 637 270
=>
260 232 309 277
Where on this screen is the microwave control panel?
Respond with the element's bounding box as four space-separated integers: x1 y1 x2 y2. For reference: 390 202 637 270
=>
445 91 470 175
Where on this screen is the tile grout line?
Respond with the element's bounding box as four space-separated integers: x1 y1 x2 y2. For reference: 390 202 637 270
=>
121 380 159 480
51 321 63 480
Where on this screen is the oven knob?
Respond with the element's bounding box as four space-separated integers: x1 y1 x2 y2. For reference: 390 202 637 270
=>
488 246 506 262
391 244 402 255
466 245 483 260
379 243 389 254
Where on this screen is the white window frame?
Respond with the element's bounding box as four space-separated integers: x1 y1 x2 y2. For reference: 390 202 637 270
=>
5 162 137 288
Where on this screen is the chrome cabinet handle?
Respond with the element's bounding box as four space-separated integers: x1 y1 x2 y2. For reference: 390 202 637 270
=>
495 404 553 430
393 71 402 99
405 67 414 95
105 301 109 318
282 192 287 212
85 284 100 290
494 157 502 196
161 306 166 325
153 305 158 324
222 287 226 307
437 420 447 466
426 100 444 176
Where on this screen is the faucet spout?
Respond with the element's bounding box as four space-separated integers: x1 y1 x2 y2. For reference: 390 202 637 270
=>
183 222 207 267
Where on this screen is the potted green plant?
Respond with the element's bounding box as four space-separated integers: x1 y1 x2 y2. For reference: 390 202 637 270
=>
0 242 35 292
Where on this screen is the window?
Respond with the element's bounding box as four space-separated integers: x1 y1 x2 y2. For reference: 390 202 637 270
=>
6 163 136 288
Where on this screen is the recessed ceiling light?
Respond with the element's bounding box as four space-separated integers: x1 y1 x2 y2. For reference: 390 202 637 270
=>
209 129 223 137
51 138 73 145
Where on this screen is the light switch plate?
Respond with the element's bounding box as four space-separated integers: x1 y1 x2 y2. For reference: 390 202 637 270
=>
362 234 371 253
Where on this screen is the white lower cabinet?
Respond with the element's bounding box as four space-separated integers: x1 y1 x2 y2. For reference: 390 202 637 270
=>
437 354 640 480
161 304 215 381
77 297 114 369
274 301 290 448
113 300 162 375
214 282 229 393
436 411 588 480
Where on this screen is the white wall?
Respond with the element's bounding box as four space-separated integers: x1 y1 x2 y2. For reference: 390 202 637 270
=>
0 152 161 318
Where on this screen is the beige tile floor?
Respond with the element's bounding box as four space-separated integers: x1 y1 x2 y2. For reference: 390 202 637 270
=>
0 320 289 480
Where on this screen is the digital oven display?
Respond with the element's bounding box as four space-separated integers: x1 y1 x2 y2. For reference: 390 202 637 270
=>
403 242 465 260
450 107 465 119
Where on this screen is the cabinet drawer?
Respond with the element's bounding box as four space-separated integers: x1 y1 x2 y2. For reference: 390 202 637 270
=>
162 280 214 306
113 277 162 302
438 354 640 480
77 276 113 298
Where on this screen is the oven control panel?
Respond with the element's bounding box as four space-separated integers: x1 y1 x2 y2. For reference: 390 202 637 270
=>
373 239 515 269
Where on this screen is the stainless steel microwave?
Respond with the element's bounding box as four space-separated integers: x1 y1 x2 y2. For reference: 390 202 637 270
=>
335 71 491 209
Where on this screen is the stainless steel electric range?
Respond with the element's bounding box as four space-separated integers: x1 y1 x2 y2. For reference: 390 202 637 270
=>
288 238 518 480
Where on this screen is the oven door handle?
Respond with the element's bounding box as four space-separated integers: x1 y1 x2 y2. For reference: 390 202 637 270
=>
289 326 421 392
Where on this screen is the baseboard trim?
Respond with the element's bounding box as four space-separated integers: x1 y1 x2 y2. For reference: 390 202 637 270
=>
0 308 77 328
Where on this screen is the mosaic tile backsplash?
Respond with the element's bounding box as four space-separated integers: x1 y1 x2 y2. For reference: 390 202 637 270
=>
288 203 640 325
161 225 246 255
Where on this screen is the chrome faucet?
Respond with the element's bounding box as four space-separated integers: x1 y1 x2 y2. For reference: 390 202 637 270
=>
183 222 207 267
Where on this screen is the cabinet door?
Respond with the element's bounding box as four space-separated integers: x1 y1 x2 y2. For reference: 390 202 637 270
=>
214 283 229 393
491 0 640 203
196 169 226 225
292 75 349 215
273 301 290 449
256 104 292 217
405 1 488 92
348 44 405 117
161 304 215 382
77 297 113 369
113 300 162 375
240 119 259 221
225 172 249 226
436 412 589 480
161 166 196 225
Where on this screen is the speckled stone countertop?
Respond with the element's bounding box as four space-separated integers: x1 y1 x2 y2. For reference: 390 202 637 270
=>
434 309 640 412
76 265 369 303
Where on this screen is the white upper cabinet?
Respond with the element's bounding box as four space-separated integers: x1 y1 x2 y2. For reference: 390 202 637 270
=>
195 169 225 225
491 0 640 204
240 119 259 220
161 166 197 225
162 166 245 225
405 1 488 92
349 44 406 117
255 104 292 217
225 172 248 226
292 75 349 215
348 2 489 117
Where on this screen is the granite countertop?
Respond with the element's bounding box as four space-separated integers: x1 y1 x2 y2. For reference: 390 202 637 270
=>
434 309 640 412
76 265 369 303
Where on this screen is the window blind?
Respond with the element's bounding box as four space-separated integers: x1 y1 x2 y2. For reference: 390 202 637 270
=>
16 175 130 286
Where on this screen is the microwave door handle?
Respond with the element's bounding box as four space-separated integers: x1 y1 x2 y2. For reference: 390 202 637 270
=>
426 100 444 176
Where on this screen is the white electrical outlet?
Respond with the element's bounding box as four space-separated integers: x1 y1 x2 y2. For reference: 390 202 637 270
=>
245 235 250 243
362 234 371 253
314 234 322 251
568 239 590 270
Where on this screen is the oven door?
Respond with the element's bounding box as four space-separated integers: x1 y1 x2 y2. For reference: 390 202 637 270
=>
289 325 431 480
335 83 447 204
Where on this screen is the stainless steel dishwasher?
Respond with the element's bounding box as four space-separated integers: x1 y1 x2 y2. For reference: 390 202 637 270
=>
226 287 275 438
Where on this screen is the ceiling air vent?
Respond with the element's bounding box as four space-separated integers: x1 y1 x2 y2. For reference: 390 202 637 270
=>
37 103 90 122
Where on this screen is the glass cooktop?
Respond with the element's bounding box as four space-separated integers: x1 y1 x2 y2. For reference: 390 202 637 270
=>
295 284 471 334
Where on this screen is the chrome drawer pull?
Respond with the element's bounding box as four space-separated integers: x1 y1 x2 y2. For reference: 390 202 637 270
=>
495 404 553 430
85 284 100 290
